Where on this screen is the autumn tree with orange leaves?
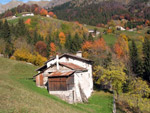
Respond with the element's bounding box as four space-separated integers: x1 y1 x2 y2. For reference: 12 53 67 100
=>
59 32 66 47
40 8 48 16
114 36 129 59
48 12 54 17
50 42 56 56
82 41 93 51
114 43 123 58
25 18 31 25
82 38 110 65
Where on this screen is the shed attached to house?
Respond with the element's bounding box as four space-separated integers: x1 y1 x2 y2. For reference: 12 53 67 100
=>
48 71 75 91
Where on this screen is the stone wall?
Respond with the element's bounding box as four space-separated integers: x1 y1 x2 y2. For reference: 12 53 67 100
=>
49 90 74 104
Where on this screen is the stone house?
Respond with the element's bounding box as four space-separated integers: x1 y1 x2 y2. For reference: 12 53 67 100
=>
88 29 100 37
34 52 93 103
22 13 34 17
116 26 126 31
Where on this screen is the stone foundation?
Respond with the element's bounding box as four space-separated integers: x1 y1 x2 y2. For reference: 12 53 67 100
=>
49 90 74 104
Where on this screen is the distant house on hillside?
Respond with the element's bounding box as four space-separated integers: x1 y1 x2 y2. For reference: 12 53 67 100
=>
88 29 100 36
116 26 125 31
12 16 16 19
34 52 93 104
128 28 137 32
22 13 34 17
46 15 50 17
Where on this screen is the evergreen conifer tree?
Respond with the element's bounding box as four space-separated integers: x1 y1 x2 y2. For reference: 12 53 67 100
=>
3 19 11 43
88 33 94 42
0 20 2 30
37 35 43 42
0 20 3 37
2 20 13 57
65 33 72 52
71 33 81 53
130 40 143 77
33 30 38 44
83 32 87 42
143 37 150 81
17 19 26 36
27 33 32 44
55 31 61 48
46 35 52 57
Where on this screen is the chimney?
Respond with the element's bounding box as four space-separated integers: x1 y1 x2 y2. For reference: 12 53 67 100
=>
76 51 82 57
56 54 59 70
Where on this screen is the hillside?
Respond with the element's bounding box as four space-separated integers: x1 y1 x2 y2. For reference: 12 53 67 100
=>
0 14 89 65
0 0 23 14
0 0 72 14
50 0 150 26
0 3 150 113
69 0 131 6
45 0 72 9
0 57 113 113
8 15 88 39
50 0 128 25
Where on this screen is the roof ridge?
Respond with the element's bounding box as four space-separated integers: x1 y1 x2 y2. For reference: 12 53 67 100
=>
45 53 93 64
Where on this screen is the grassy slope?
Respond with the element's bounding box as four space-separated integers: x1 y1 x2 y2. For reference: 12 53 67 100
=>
86 25 149 47
86 25 117 46
0 57 113 113
7 15 88 39
7 15 149 47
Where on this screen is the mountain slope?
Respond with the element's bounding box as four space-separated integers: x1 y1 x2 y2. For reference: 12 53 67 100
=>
0 0 23 13
0 57 113 113
0 0 72 14
70 0 131 6
51 1 128 25
51 0 150 26
45 0 72 8
26 1 50 8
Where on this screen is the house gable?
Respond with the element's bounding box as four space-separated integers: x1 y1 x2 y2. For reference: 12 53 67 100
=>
46 53 93 68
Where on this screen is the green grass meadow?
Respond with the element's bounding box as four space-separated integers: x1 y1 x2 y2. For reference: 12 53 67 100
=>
0 57 113 113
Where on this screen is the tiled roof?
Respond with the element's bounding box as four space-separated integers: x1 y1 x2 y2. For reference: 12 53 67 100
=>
60 62 87 71
47 71 75 77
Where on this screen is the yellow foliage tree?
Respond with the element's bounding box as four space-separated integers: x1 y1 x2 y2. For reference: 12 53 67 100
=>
13 48 31 62
12 48 47 66
93 61 127 97
34 52 47 66
122 77 150 112
59 32 66 47
120 34 128 41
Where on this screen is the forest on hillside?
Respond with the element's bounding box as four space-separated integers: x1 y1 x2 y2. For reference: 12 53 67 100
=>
51 0 150 26
0 15 91 66
0 16 150 112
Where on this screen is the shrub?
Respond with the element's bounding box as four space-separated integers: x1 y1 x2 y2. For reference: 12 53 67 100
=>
12 48 47 66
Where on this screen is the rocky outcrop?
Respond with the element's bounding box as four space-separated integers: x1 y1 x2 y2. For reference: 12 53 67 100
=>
0 0 73 14
0 0 23 14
